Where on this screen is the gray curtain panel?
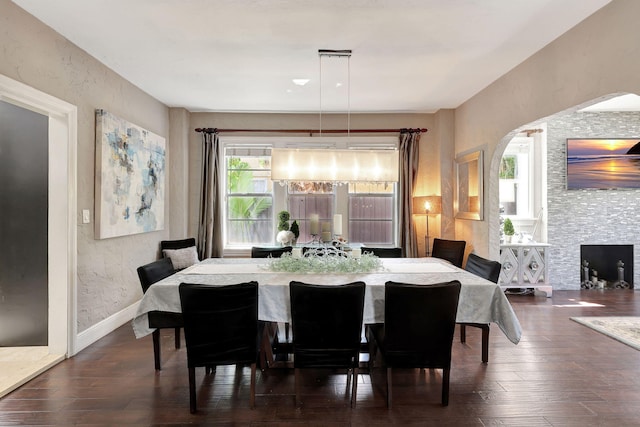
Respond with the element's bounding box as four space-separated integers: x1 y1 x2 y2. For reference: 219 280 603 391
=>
398 129 420 258
198 131 223 258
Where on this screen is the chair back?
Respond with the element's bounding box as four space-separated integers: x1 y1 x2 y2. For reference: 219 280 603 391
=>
251 246 293 258
161 237 196 251
361 247 402 258
465 253 501 283
289 281 365 368
179 282 259 368
383 280 461 368
431 238 466 268
137 258 175 293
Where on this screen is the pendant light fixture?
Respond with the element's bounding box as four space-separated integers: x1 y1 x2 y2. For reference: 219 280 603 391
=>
270 50 399 184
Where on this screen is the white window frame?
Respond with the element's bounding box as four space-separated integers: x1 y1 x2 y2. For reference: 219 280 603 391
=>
220 136 398 257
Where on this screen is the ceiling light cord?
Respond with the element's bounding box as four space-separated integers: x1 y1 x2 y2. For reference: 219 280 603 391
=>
319 53 323 137
347 54 351 138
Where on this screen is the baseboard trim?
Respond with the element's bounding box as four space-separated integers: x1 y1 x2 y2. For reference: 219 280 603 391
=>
73 301 140 355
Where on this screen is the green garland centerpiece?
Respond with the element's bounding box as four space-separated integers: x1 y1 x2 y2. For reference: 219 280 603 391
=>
267 251 383 273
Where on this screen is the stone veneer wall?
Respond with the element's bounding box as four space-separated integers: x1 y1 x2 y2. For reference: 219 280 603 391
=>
547 111 640 290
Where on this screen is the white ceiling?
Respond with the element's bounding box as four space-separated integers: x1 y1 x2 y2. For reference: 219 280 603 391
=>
13 0 614 113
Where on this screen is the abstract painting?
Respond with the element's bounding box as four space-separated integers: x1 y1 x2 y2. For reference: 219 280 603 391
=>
95 109 165 239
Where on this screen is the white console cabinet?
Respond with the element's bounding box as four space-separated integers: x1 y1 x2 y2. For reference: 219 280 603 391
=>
499 243 552 297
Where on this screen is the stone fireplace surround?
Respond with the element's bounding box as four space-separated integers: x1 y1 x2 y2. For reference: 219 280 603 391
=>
545 109 640 290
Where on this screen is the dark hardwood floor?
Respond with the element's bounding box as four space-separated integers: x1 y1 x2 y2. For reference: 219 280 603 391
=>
2 290 640 426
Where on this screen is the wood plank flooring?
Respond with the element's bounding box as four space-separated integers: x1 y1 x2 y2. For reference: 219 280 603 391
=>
2 290 640 426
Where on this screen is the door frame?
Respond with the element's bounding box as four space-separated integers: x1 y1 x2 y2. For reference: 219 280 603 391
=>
0 74 77 356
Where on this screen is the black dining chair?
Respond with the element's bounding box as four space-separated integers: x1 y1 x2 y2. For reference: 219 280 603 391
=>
289 280 366 408
360 247 403 258
431 238 466 268
160 238 199 271
368 280 461 407
251 246 293 258
460 253 502 363
137 258 183 371
179 281 261 413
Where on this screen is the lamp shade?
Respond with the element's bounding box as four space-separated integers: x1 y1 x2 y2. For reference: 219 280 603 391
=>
412 195 442 215
271 148 399 183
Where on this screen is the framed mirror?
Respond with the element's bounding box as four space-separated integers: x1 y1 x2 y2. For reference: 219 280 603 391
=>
455 150 483 220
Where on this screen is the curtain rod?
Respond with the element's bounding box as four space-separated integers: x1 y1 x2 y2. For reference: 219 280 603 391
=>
194 127 427 135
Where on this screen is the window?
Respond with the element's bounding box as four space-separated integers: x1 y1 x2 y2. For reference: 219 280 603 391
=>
287 182 334 243
348 182 396 245
224 147 273 246
221 136 398 253
499 138 531 217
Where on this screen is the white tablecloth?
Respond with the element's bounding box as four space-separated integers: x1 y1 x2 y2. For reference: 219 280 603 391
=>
132 257 522 345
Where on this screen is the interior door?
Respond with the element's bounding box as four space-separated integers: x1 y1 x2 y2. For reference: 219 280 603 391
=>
0 100 49 346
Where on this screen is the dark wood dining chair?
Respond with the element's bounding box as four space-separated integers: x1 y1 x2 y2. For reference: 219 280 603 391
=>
368 280 461 407
137 258 183 370
250 246 293 258
431 238 466 268
160 238 199 271
460 252 502 363
360 247 403 258
179 281 261 413
289 280 366 408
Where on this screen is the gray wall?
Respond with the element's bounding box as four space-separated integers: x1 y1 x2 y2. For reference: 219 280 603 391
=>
0 1 171 333
547 111 640 289
455 0 640 269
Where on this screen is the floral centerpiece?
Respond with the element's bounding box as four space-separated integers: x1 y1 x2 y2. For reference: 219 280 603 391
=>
267 251 383 273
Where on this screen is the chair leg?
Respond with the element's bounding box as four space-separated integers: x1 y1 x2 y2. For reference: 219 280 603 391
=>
481 324 490 364
460 324 467 343
386 367 392 409
351 367 359 408
442 367 450 406
174 327 181 349
285 322 290 342
250 362 256 409
295 368 301 407
188 367 197 413
259 325 275 370
152 329 161 371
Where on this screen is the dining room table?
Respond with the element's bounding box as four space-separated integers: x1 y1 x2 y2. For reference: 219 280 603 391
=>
132 257 522 360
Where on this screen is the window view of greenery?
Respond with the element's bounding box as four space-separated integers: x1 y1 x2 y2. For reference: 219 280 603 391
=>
226 155 273 245
499 155 517 179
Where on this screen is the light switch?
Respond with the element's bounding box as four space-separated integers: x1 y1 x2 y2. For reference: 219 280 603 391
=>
82 209 91 224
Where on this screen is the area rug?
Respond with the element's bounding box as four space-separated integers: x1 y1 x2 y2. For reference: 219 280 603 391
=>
570 317 640 351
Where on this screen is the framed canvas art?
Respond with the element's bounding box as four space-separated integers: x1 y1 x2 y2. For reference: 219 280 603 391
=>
95 109 165 239
566 138 640 189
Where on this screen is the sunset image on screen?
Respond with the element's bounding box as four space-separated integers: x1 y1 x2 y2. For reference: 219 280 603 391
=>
567 139 640 189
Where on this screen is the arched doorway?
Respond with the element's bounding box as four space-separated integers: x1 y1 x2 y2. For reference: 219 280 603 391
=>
488 93 640 290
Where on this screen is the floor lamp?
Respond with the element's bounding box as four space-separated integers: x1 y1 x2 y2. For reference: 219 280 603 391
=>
412 195 442 257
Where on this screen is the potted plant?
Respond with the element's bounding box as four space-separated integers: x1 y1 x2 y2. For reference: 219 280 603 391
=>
289 220 300 243
276 211 295 246
503 218 515 243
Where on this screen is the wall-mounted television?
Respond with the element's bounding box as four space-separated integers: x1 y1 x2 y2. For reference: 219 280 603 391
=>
566 138 640 189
